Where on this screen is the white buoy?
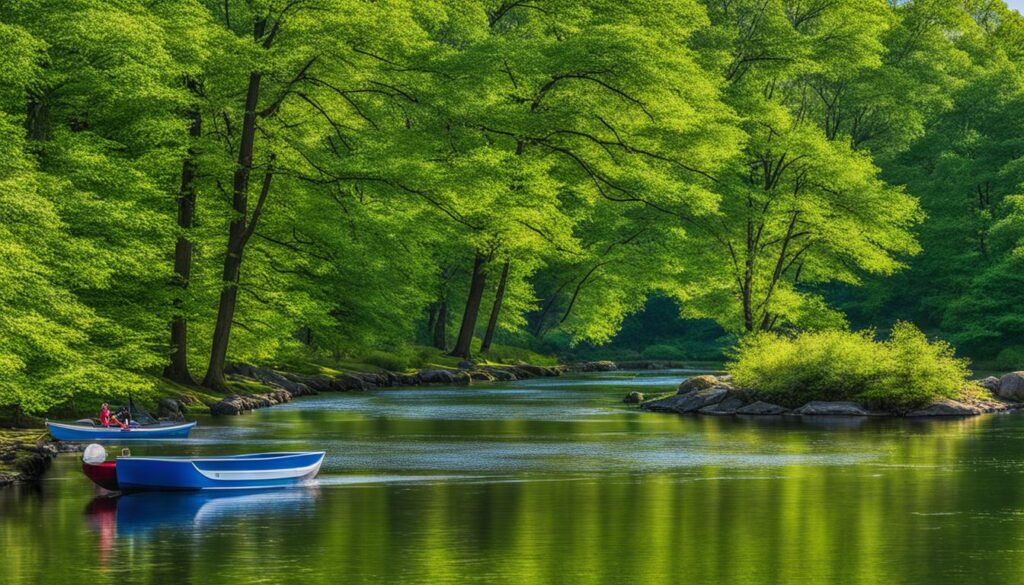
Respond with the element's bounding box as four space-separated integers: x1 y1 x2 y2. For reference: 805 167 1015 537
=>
82 443 107 464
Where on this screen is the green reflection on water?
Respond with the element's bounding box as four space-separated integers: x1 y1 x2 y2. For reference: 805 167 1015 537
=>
4 372 1024 585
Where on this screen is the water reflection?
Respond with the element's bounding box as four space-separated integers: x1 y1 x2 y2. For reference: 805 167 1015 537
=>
5 371 1024 584
84 488 321 540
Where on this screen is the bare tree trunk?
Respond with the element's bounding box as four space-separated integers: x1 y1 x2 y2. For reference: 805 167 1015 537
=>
480 260 510 353
203 69 263 391
432 299 448 350
449 252 488 359
164 92 202 384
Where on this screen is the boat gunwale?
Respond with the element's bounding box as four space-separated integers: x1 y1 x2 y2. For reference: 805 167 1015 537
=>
46 420 197 432
117 451 325 463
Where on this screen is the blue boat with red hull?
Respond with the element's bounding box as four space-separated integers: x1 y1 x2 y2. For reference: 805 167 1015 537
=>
82 445 325 492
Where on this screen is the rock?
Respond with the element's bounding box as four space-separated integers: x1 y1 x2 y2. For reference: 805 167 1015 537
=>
395 373 421 386
210 395 250 415
569 361 618 372
418 369 456 384
976 376 1001 393
677 375 720 394
998 372 1024 401
642 386 730 413
515 364 561 377
451 371 472 385
283 373 334 393
488 368 518 382
457 360 476 370
331 374 368 391
251 367 315 396
469 370 497 382
156 398 184 420
793 401 882 416
623 391 644 404
906 399 983 417
717 374 734 384
209 389 292 415
736 401 790 415
698 391 748 415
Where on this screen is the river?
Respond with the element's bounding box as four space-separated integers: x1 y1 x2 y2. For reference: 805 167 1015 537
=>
4 369 1024 584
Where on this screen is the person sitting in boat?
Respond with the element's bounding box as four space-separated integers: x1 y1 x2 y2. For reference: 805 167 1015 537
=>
99 403 127 429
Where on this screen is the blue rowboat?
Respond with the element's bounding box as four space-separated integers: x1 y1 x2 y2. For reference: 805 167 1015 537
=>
114 451 325 491
47 420 196 441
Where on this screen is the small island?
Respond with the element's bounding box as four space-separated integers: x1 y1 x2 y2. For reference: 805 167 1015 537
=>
639 324 1023 418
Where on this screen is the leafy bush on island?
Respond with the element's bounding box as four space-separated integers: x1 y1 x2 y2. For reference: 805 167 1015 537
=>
728 323 974 412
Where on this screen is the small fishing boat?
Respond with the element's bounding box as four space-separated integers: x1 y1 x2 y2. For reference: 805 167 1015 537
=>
48 419 196 441
48 396 196 441
81 444 325 492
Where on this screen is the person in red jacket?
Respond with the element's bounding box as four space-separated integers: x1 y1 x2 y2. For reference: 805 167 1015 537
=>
99 403 127 429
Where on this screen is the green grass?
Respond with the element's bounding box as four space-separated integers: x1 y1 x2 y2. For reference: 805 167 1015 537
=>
728 322 975 412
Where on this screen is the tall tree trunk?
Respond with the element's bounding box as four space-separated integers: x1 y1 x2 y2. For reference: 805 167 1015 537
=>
203 70 263 391
425 303 437 339
163 95 202 384
25 94 49 141
480 260 510 353
432 299 448 350
449 252 488 359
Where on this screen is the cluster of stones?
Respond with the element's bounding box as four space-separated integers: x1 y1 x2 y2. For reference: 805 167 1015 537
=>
0 432 57 487
637 372 1024 417
208 360 575 415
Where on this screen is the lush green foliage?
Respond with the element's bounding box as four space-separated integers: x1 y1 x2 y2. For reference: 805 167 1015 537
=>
728 323 973 411
2 0 1024 414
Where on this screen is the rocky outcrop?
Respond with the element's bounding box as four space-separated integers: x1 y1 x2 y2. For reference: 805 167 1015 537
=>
698 391 748 415
227 364 317 396
793 401 884 416
998 372 1024 401
736 401 790 415
469 370 497 382
568 361 618 372
906 399 983 417
641 386 731 413
623 391 644 404
514 364 564 377
210 389 293 415
977 377 1001 393
677 375 721 394
0 433 57 486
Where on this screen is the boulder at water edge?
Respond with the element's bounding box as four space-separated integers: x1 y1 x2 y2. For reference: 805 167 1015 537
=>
793 401 882 416
677 375 720 394
997 372 1024 401
736 401 790 415
906 399 983 417
623 391 644 404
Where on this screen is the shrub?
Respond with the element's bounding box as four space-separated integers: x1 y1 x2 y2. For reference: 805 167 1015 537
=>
728 323 971 412
996 346 1024 371
360 350 412 372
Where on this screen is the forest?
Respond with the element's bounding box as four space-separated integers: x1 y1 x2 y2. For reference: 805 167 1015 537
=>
2 0 1024 416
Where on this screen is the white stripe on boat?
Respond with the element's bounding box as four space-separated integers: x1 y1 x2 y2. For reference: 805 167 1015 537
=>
191 460 323 481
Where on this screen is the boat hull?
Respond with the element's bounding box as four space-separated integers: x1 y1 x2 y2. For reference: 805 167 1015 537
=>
116 452 325 491
47 421 196 441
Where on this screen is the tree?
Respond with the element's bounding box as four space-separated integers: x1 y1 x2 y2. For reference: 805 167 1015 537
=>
664 0 923 335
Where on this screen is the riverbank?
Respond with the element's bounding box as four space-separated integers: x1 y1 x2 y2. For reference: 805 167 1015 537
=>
205 360 618 415
0 429 58 486
638 372 1024 418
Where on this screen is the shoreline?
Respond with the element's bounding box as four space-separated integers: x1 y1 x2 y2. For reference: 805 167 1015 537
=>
204 360 620 415
636 374 1023 419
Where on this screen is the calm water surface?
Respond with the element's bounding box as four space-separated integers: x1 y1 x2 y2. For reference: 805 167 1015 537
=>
5 370 1024 584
